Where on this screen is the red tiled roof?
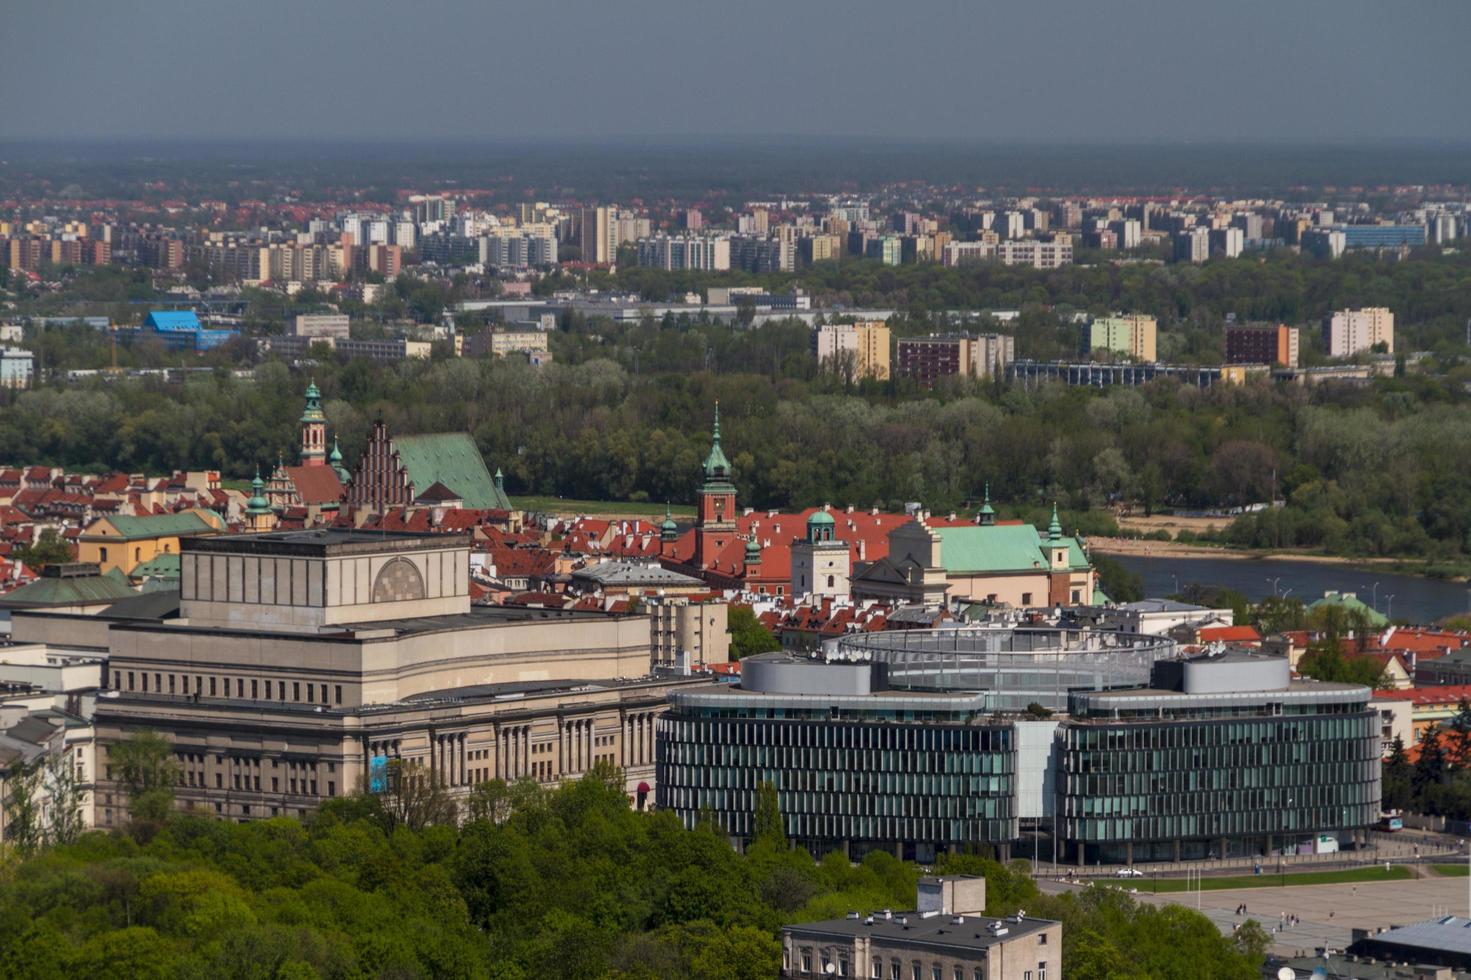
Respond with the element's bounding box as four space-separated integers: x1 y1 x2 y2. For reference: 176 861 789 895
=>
1199 625 1262 643
283 465 344 506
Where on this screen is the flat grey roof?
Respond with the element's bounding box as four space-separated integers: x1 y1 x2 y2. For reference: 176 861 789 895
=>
571 562 705 587
184 529 468 558
787 912 1054 951
1355 915 1471 957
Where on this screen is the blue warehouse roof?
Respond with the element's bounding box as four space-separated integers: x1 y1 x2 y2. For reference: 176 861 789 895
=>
144 311 202 332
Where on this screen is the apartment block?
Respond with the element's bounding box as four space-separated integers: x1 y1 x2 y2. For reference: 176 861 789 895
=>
1324 307 1394 358
1089 314 1158 362
1225 324 1299 367
815 321 891 381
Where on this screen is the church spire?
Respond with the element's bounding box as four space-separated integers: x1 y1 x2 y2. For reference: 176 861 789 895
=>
1047 502 1062 542
978 482 996 526
701 401 732 484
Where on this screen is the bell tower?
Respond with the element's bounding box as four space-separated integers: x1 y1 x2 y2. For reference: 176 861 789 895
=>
694 403 738 570
300 380 326 467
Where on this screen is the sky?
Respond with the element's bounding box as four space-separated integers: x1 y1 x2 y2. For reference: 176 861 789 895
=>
5 0 1470 143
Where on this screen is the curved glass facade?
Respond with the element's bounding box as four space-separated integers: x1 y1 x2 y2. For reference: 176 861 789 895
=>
658 710 1018 857
1060 699 1381 862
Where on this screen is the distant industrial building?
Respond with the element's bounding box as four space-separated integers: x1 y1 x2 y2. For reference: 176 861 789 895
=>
1337 225 1428 249
1225 323 1299 367
294 314 350 340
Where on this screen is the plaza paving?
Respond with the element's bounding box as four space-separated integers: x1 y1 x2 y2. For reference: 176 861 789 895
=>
1041 869 1471 956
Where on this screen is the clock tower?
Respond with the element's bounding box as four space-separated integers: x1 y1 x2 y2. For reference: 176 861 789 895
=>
694 403 738 570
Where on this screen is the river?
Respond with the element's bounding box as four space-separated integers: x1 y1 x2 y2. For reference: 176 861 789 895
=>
1108 555 1471 625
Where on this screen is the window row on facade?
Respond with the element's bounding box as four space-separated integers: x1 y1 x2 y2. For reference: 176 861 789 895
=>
106 666 344 707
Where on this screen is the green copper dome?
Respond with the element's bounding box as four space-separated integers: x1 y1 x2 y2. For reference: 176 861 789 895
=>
246 469 271 514
661 504 678 534
807 509 836 527
1047 502 1062 542
744 536 761 562
300 380 326 424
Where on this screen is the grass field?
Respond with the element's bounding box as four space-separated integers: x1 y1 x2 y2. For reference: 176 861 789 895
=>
511 496 695 518
1098 865 1415 893
1432 863 1471 876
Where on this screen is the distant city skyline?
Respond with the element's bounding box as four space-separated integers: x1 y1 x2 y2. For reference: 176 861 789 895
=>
5 0 1470 142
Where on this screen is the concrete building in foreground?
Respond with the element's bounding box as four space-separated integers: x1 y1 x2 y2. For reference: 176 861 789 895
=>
657 634 1379 865
782 876 1060 980
9 529 712 825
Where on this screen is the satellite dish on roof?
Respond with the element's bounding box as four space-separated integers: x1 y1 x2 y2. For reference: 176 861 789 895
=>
1276 968 1296 980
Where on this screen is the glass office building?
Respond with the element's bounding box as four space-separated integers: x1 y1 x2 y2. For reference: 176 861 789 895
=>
657 633 1382 865
657 656 1018 861
1059 652 1381 864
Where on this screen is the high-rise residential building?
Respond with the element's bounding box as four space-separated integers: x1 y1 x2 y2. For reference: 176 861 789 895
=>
683 208 703 231
730 235 794 273
1108 218 1142 249
578 207 615 264
1427 212 1459 244
1174 227 1210 263
971 332 1015 378
1302 228 1346 259
798 234 842 266
1324 307 1394 358
994 211 1025 240
814 321 891 381
1208 226 1244 258
481 229 558 270
1225 323 1299 367
635 235 730 271
1089 314 1158 362
1231 212 1265 241
895 333 1012 388
995 238 1072 269
864 236 902 265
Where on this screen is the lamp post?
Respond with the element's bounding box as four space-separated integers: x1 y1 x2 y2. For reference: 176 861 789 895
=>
1268 576 1282 598
1366 582 1380 612
1386 594 1395 622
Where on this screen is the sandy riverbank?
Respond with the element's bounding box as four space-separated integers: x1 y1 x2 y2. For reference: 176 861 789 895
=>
1088 537 1407 567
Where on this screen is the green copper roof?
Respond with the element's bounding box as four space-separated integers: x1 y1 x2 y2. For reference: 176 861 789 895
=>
329 438 343 464
1047 503 1062 541
745 536 761 561
130 553 181 581
931 524 1091 575
246 469 271 514
661 504 679 533
394 433 511 510
301 380 326 424
1306 592 1389 627
808 509 836 526
85 511 217 541
0 567 136 608
701 403 733 484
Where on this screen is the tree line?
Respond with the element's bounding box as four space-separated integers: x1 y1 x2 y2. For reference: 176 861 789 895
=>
0 733 1266 979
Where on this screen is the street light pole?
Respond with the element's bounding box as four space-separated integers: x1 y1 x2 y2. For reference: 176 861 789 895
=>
1387 595 1395 622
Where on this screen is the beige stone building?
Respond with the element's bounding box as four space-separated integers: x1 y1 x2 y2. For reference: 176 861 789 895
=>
12 529 715 825
782 877 1061 980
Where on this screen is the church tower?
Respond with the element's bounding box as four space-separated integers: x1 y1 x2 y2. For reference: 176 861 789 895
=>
791 507 850 600
245 470 277 533
300 381 327 467
694 403 738 570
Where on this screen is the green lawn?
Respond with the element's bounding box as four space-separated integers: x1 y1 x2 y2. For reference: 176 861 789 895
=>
1100 865 1414 893
1431 864 1471 877
511 496 695 518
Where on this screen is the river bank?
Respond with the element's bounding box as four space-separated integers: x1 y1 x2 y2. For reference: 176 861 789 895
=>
1088 537 1408 568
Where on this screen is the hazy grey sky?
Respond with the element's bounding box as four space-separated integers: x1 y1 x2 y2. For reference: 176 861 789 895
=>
6 0 1470 142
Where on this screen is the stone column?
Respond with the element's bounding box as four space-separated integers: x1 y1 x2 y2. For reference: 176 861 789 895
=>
458 734 467 787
